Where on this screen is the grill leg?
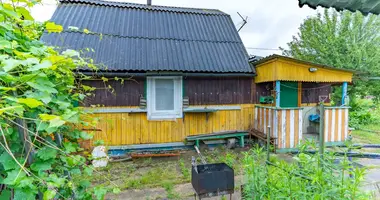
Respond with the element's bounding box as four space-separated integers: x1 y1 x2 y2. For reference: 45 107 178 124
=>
230 193 232 200
194 193 196 200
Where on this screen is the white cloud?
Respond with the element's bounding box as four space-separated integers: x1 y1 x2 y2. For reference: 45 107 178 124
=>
31 0 320 57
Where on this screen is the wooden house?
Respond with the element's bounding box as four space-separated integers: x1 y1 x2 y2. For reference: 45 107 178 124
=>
42 0 354 152
42 0 256 151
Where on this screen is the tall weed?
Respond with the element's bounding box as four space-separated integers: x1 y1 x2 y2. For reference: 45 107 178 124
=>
242 145 370 199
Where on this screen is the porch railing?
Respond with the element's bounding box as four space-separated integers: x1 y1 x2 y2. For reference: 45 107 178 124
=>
254 106 303 149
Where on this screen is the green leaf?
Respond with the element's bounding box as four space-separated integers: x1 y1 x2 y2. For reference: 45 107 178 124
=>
113 188 121 194
45 22 63 33
28 60 52 71
93 186 107 200
16 7 34 20
27 92 52 104
0 189 11 200
0 4 18 18
2 58 21 72
0 106 23 115
48 117 66 128
43 190 56 200
0 40 12 49
63 142 77 153
36 147 57 161
47 174 66 188
18 176 35 189
14 189 36 200
83 166 93 176
30 161 52 172
39 114 60 121
0 152 18 171
17 98 44 108
62 110 79 123
2 169 26 185
27 81 58 93
80 131 93 140
79 180 91 188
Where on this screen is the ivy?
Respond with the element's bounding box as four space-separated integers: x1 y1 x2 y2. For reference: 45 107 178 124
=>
0 1 119 199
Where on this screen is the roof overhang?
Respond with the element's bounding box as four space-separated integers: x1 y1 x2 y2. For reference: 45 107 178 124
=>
252 55 354 83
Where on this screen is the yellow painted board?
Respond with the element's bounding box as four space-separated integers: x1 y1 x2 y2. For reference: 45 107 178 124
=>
255 58 353 83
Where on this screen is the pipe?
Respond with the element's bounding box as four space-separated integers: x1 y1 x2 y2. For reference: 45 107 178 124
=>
79 71 255 77
147 0 151 6
289 150 380 159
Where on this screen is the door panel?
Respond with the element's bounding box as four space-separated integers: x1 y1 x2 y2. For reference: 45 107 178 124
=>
280 81 298 107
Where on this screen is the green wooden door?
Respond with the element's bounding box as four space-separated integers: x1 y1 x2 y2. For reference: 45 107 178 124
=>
280 81 298 107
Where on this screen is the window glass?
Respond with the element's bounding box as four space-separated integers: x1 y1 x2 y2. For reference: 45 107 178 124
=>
155 79 174 110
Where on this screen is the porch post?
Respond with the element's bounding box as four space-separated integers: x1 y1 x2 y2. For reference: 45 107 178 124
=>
275 81 280 107
342 82 348 105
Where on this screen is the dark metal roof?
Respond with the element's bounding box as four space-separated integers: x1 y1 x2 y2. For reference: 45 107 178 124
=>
250 54 356 73
299 0 380 15
41 0 252 73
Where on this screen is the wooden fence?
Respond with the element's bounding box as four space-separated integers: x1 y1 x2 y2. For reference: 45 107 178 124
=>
324 107 349 143
254 106 303 149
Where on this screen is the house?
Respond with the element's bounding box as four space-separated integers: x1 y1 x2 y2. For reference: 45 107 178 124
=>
41 0 256 151
42 0 354 152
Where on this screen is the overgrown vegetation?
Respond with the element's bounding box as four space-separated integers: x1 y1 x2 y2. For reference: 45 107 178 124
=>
242 146 370 199
0 1 117 199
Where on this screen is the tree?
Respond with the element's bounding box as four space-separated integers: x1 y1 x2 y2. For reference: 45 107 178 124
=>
0 1 118 199
281 9 380 101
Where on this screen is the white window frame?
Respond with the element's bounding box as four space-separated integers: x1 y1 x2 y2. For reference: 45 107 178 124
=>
147 76 183 120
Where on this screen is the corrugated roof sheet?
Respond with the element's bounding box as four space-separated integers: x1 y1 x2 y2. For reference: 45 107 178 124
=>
299 0 380 15
41 0 252 73
250 54 356 73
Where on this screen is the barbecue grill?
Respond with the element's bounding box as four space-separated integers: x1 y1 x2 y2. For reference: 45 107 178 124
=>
191 146 234 199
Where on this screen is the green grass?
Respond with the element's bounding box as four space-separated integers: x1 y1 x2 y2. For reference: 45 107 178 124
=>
351 124 380 144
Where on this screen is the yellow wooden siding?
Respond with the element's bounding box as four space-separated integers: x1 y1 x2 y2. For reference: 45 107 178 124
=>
83 104 255 146
255 58 353 83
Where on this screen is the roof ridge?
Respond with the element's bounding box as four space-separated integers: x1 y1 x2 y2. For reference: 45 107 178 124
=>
58 30 242 44
59 0 228 15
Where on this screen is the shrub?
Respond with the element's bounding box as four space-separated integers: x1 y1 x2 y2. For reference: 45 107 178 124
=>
242 146 370 199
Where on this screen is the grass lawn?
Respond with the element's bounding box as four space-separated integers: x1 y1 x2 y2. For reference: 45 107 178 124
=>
352 124 380 144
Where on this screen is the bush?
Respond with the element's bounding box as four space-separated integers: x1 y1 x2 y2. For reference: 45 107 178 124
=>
349 98 380 127
242 146 370 199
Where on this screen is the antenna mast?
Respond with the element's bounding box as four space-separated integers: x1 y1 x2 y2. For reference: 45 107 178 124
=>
237 12 248 32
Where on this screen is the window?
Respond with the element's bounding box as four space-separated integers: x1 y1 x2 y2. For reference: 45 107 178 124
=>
147 76 182 120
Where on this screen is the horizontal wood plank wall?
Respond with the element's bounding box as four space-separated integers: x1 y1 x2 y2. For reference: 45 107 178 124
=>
254 107 302 149
81 79 145 107
324 107 349 143
184 77 254 105
84 104 255 146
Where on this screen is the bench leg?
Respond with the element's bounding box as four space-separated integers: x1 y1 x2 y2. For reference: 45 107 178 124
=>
195 140 200 148
240 135 244 147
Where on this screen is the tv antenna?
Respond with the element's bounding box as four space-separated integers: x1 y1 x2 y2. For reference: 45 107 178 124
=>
236 12 248 32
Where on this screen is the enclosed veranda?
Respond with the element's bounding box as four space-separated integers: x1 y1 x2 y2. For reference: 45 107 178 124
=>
251 55 354 150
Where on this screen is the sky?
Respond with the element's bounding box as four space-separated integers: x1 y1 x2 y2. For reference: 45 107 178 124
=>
31 0 321 57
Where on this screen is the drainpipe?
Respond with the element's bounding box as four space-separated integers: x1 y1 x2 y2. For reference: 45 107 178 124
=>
275 81 281 107
342 82 348 105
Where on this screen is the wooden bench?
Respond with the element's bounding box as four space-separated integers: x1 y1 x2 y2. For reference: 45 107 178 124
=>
249 128 277 152
186 131 249 148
